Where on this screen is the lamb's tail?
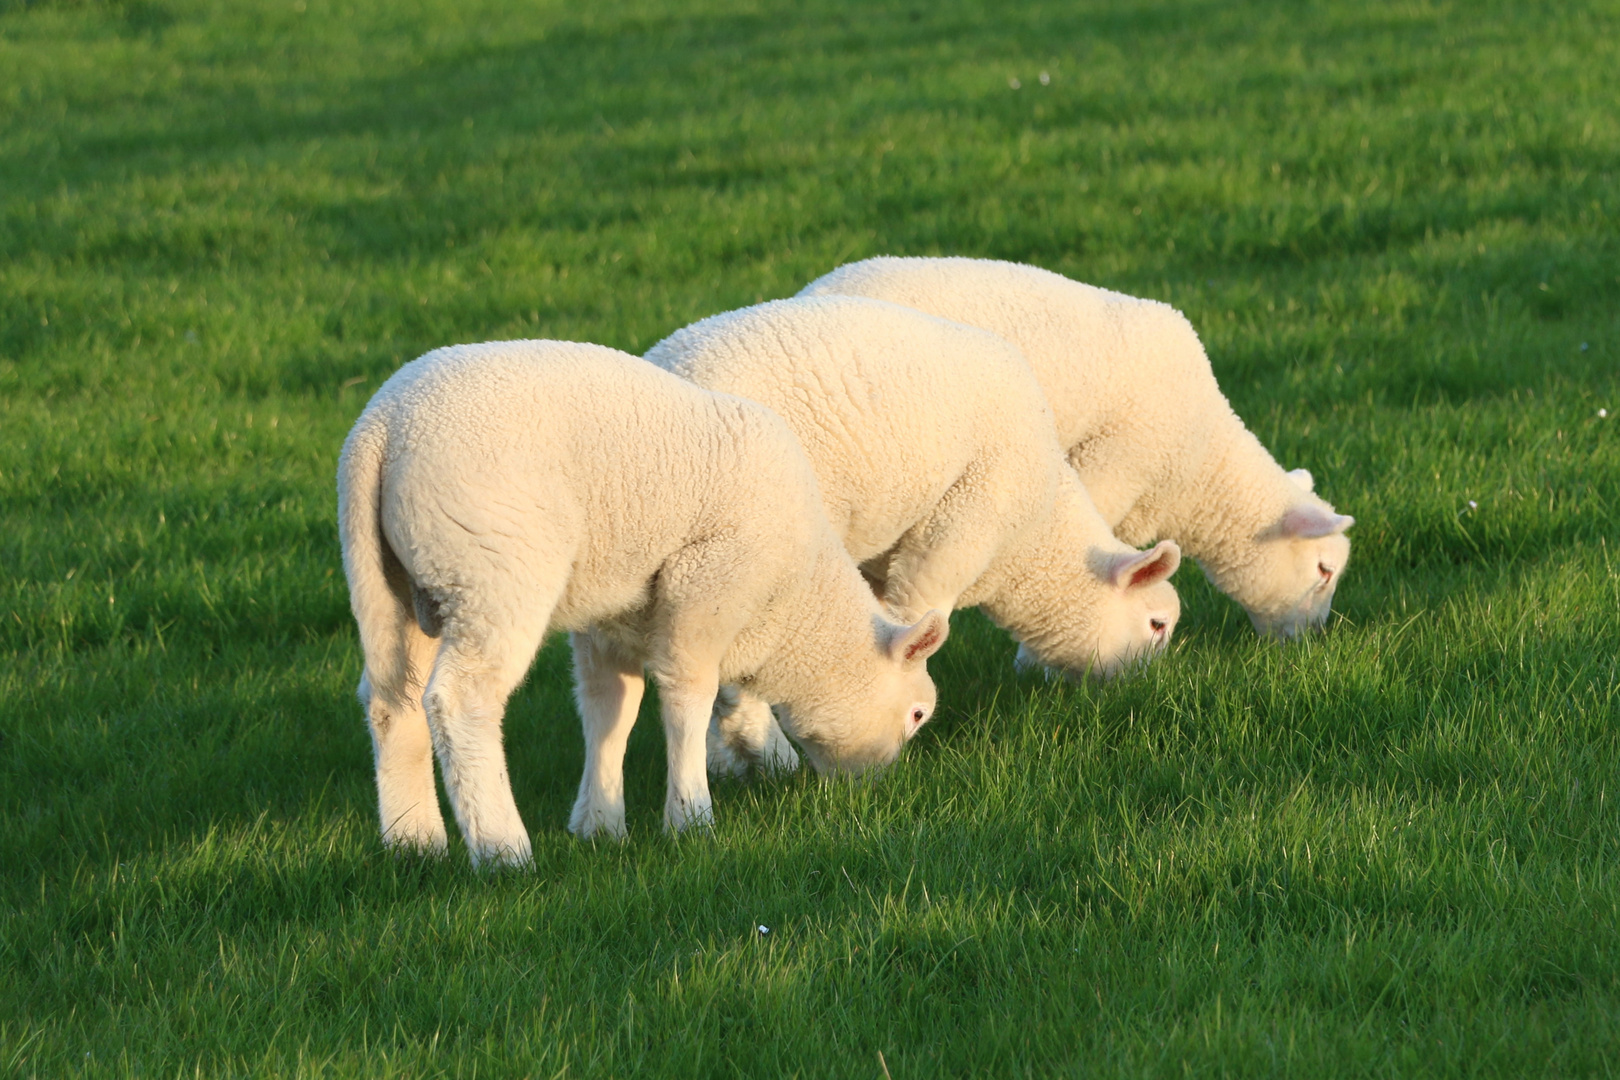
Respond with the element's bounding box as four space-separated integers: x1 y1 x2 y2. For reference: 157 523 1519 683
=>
337 417 424 708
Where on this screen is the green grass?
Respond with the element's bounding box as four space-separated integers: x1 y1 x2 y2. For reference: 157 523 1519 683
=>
3 0 1618 1074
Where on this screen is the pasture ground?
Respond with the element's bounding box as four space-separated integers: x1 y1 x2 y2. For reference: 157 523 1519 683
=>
2 0 1618 1075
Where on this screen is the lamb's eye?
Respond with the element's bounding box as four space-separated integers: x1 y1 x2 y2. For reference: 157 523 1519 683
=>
1149 618 1166 633
912 708 927 724
1318 562 1335 583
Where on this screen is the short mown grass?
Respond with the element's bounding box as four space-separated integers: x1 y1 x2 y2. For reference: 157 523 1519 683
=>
2 0 1618 1075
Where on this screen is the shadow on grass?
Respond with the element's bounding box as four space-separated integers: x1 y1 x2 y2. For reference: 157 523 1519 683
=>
4 0 1612 284
6 541 1613 919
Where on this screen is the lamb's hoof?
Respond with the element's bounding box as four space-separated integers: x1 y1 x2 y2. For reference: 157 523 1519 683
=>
664 798 715 834
569 803 629 842
381 825 450 857
757 725 801 776
467 835 534 870
382 836 450 860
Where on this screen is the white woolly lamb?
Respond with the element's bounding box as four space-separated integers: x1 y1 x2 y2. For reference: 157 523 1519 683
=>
801 257 1354 639
645 296 1181 775
338 340 947 866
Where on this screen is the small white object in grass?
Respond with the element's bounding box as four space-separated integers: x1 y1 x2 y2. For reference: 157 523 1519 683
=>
757 925 770 935
1008 77 1021 89
1039 71 1051 85
1600 408 1609 419
1467 500 1478 510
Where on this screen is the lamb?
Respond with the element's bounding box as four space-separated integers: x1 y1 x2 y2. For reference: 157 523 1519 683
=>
800 258 1354 639
337 339 948 866
645 296 1182 776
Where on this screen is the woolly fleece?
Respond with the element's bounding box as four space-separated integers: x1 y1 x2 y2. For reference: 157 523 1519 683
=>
338 340 945 866
801 257 1354 638
646 296 1181 775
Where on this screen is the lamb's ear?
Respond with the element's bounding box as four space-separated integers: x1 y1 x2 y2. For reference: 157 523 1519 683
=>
1282 504 1355 538
1287 468 1315 493
887 610 949 667
1110 540 1181 590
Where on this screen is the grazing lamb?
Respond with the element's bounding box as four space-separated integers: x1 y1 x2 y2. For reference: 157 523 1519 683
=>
800 257 1354 639
338 340 947 866
646 296 1181 776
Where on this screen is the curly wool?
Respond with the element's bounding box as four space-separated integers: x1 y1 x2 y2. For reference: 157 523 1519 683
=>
338 340 944 865
646 297 1180 774
801 257 1354 638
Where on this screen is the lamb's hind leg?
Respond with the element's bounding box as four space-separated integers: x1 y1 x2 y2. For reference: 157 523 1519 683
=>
364 621 449 853
569 631 645 840
356 555 448 854
421 593 554 869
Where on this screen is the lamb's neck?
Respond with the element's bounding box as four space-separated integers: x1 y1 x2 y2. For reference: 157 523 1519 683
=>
736 542 876 707
1070 303 1226 541
1167 414 1297 581
967 477 1108 651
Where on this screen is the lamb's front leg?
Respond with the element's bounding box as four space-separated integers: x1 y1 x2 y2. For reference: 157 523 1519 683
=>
658 670 722 832
709 686 802 778
654 539 763 830
569 632 646 841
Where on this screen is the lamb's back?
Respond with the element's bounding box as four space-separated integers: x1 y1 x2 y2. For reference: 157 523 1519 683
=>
801 257 1223 449
369 340 821 622
647 296 1057 560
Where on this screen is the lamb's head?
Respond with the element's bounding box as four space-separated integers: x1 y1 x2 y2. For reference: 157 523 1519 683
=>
1015 540 1182 680
776 610 948 776
1230 472 1354 639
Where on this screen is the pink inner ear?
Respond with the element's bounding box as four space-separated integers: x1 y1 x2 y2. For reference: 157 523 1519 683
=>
1128 553 1172 588
1284 505 1354 539
1115 541 1180 589
905 624 943 663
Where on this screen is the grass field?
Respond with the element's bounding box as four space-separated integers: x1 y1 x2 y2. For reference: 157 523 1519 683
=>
3 0 1619 1074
